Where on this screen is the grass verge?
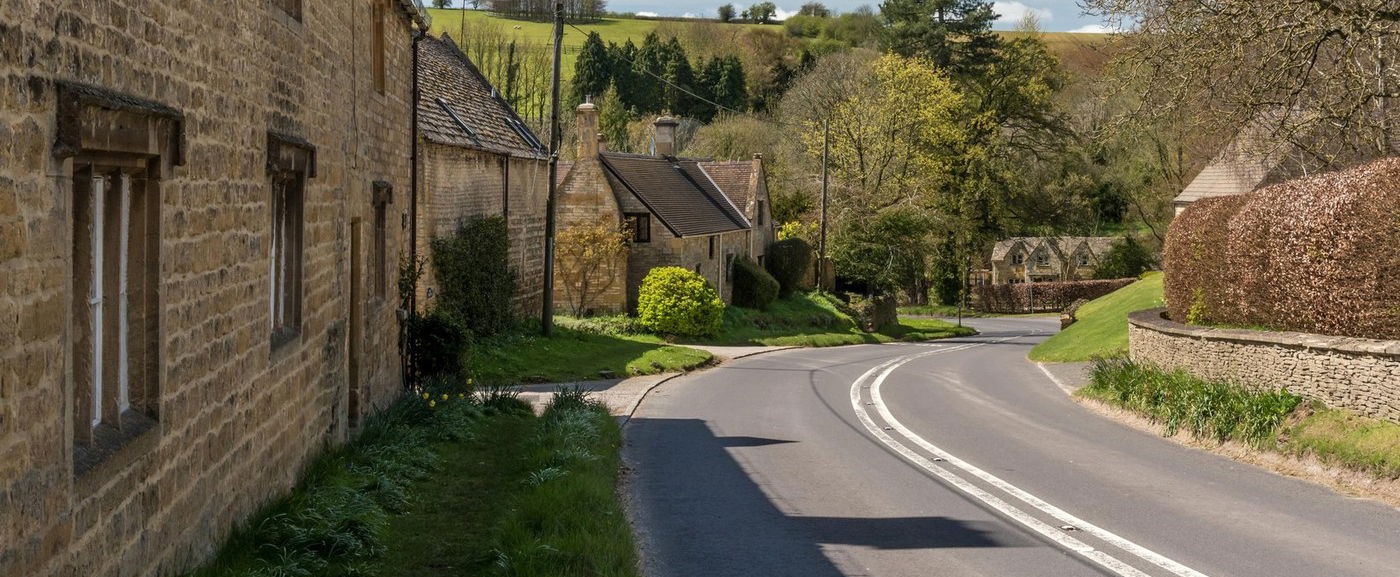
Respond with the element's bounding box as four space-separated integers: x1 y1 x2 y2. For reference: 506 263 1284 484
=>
1028 272 1164 362
896 304 988 317
1081 359 1400 482
467 324 712 384
693 292 976 346
186 385 641 577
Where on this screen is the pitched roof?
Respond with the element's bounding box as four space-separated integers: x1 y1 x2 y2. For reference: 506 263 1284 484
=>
990 237 1121 263
1175 114 1293 205
416 34 546 158
698 161 754 211
599 152 750 237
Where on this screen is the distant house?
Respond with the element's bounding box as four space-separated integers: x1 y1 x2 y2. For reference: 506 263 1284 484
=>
988 237 1121 284
555 103 776 314
414 33 550 315
1173 116 1298 215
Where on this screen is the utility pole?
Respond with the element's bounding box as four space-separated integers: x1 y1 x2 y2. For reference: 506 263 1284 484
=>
818 119 829 290
541 2 563 336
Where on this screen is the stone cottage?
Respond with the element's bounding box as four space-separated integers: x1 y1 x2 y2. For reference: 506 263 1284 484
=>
987 237 1121 284
414 33 549 316
554 103 776 314
0 1 421 575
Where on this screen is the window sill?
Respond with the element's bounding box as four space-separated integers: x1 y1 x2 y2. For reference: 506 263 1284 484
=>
74 410 158 480
270 326 302 353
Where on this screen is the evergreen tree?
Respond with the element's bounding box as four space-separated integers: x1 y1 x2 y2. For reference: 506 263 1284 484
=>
694 58 721 122
569 32 613 107
713 55 748 114
879 0 1002 78
632 33 668 114
599 84 636 153
662 37 696 117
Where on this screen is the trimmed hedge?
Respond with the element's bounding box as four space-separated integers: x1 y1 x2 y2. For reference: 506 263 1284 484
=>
1165 158 1400 339
731 256 780 310
974 278 1136 313
765 238 814 296
637 267 725 337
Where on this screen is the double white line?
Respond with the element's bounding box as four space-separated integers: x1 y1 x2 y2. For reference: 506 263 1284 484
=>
849 337 1209 577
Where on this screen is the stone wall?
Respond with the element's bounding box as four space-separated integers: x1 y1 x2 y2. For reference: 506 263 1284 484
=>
414 143 546 317
0 1 418 575
1128 309 1400 424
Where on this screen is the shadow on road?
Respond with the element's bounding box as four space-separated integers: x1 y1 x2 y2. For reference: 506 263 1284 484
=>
627 419 1027 577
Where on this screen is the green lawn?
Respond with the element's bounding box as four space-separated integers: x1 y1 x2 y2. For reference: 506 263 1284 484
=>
1028 272 1165 362
689 292 977 347
466 325 712 385
1285 403 1400 480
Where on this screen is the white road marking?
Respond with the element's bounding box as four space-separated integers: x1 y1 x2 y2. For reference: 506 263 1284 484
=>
1037 362 1079 396
850 337 1210 577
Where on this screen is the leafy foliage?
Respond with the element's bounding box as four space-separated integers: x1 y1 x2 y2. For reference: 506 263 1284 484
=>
879 0 1002 78
405 309 468 381
636 267 725 337
430 216 516 337
974 278 1135 314
1093 237 1153 280
765 238 814 297
731 256 780 310
555 216 629 316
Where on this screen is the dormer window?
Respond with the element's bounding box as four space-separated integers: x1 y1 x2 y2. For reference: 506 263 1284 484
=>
1011 253 1025 265
1035 252 1050 267
1077 252 1090 267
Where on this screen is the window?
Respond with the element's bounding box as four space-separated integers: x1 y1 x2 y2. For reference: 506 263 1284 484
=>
71 165 161 440
1011 253 1024 265
372 182 393 299
757 200 765 226
268 133 316 346
372 0 386 94
54 82 178 470
625 213 650 243
709 236 716 260
272 0 302 21
1035 252 1050 267
1077 253 1090 267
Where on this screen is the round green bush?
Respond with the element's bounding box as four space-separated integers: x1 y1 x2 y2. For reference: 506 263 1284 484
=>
731 256 779 310
637 267 724 337
765 238 814 296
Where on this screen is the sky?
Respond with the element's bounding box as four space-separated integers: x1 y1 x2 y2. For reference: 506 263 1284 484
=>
615 1 1116 33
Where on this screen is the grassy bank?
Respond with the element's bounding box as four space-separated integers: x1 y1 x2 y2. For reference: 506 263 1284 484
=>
1028 272 1164 362
467 324 712 384
186 388 639 577
694 292 976 346
1081 359 1400 481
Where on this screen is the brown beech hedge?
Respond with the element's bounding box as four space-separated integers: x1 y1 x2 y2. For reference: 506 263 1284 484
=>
974 278 1136 313
1164 157 1400 339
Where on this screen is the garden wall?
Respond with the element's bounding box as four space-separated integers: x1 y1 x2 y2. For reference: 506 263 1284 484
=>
974 278 1135 313
1128 309 1400 424
1164 157 1400 340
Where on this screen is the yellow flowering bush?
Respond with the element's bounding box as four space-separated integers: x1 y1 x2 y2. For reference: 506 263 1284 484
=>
636 267 724 337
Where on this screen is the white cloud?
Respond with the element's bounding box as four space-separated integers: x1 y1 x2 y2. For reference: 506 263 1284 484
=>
774 7 796 21
1070 24 1116 34
992 1 1053 23
636 11 658 17
683 11 700 18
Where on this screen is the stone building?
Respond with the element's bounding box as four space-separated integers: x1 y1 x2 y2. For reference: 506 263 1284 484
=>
0 1 422 575
987 237 1121 284
413 33 549 316
554 103 775 314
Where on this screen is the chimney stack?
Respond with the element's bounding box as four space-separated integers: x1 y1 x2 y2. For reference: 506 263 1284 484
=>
577 102 599 159
654 115 679 157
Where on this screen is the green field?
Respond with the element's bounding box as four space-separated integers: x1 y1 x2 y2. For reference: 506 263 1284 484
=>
1028 272 1165 362
424 9 1109 88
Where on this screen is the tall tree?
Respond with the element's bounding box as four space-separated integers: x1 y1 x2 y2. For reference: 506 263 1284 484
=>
879 0 1002 78
717 3 736 22
798 2 829 17
713 55 748 114
662 37 697 116
748 2 777 23
633 33 668 114
607 40 640 110
569 32 613 107
599 85 637 152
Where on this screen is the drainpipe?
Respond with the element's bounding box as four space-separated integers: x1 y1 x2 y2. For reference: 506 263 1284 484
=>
402 26 423 389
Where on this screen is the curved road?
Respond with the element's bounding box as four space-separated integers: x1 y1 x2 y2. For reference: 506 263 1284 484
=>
623 317 1400 577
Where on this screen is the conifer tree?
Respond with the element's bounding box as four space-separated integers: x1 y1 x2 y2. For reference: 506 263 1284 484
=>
632 33 668 114
879 0 1001 78
569 32 613 107
662 37 696 117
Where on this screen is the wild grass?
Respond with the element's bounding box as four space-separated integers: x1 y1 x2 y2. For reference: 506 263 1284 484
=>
1078 358 1301 447
1284 403 1400 480
1029 272 1165 362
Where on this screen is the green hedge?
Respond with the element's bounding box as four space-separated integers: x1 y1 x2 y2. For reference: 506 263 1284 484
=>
731 256 779 310
431 216 516 337
765 238 813 297
1165 158 1400 339
636 267 724 337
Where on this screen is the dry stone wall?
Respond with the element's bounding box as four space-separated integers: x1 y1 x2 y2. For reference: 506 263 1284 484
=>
0 1 417 575
1128 309 1400 424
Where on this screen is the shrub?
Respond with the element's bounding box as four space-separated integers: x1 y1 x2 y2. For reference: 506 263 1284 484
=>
1093 236 1154 279
430 216 516 337
636 267 724 337
405 309 467 381
731 256 780 310
1165 158 1400 339
766 238 814 296
973 278 1135 313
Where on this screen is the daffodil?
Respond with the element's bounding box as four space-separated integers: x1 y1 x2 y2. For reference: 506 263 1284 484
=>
458 393 465 399
421 392 429 400
429 400 436 408
441 394 449 401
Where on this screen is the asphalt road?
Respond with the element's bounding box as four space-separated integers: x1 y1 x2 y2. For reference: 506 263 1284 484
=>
623 317 1400 577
